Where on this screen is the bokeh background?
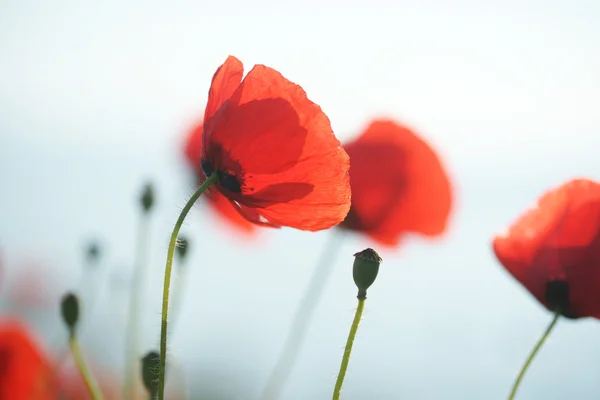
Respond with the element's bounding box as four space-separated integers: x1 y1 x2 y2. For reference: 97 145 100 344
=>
1 0 600 399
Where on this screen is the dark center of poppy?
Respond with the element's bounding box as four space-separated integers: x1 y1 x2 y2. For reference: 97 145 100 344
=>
546 280 574 318
201 158 241 193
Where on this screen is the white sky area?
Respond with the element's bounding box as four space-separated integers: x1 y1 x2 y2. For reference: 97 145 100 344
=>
1 0 600 399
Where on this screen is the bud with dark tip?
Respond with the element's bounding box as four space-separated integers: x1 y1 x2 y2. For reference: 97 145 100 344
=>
140 182 155 213
176 236 189 261
352 248 382 299
61 293 80 334
141 351 160 397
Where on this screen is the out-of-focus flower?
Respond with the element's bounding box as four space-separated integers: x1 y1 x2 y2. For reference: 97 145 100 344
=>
185 55 351 231
339 119 453 246
0 319 55 399
493 178 600 318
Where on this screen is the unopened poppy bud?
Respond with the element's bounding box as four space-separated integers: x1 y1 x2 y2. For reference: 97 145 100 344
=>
176 236 189 260
353 248 382 299
141 351 160 396
140 182 155 212
61 293 79 333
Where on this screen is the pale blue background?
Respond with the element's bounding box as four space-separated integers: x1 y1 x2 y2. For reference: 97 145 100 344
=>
1 0 600 399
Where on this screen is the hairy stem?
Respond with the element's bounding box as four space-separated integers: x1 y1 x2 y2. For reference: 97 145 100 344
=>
332 297 365 400
158 173 219 400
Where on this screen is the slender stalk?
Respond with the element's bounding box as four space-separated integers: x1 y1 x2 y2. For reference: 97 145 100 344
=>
70 334 104 400
332 298 365 400
158 173 219 400
123 213 151 399
507 312 560 400
261 232 344 400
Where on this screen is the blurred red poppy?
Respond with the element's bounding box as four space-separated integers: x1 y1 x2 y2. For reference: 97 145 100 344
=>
185 122 257 235
339 119 453 246
493 179 600 318
0 320 55 399
195 55 351 231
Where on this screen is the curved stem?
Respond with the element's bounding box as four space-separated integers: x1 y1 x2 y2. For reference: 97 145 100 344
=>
261 232 344 400
158 173 219 400
124 213 151 400
70 334 104 400
507 312 560 400
332 297 365 400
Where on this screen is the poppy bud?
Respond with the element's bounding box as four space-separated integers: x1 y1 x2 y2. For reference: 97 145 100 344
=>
141 351 160 396
140 182 155 213
352 248 382 299
61 293 79 334
176 236 189 260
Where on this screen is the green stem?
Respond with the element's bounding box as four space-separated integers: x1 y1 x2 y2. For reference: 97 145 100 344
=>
158 173 219 400
507 312 560 400
332 297 365 400
124 213 151 400
69 334 104 400
261 232 344 400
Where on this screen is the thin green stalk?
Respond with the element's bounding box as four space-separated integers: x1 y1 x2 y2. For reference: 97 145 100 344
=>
123 214 151 399
261 232 344 400
158 173 219 400
508 312 560 400
70 334 104 400
332 298 365 400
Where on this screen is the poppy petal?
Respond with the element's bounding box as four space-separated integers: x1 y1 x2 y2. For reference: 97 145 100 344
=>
204 55 244 124
229 199 282 228
184 122 258 235
184 122 204 170
0 320 54 399
493 179 600 318
205 64 351 231
205 189 260 234
342 120 452 246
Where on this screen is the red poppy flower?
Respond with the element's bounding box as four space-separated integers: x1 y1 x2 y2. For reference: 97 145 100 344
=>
193 55 351 231
493 179 600 319
339 119 453 246
0 320 55 399
184 122 257 235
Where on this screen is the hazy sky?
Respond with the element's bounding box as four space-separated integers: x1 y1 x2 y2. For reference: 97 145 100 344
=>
1 1 600 399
